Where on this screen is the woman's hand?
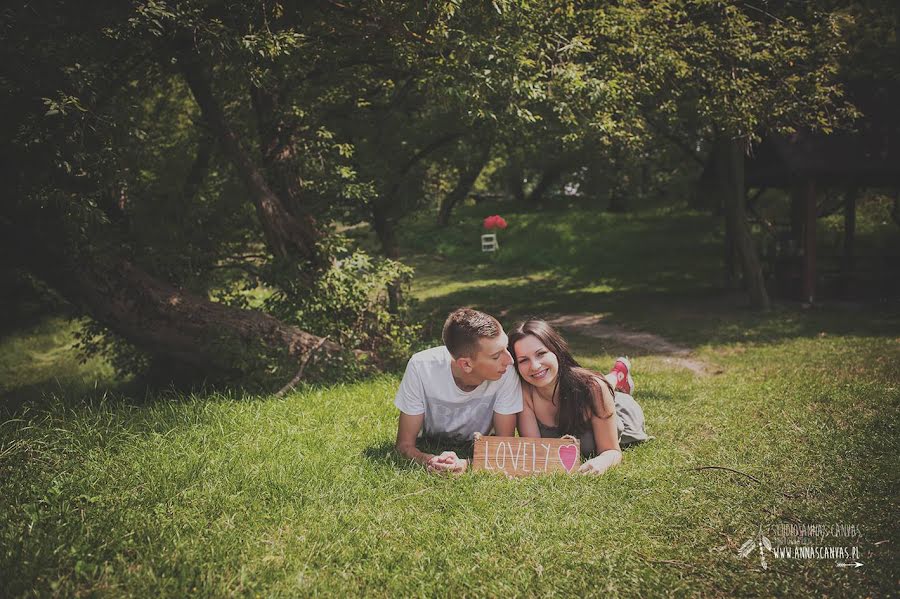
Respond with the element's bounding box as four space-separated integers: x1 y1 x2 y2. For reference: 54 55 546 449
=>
578 449 622 476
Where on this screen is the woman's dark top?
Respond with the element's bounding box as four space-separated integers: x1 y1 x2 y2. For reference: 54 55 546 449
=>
537 390 651 456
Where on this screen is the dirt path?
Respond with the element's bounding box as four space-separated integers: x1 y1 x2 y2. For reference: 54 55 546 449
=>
546 314 714 375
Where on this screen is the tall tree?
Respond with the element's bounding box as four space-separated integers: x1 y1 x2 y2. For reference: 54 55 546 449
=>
0 1 411 380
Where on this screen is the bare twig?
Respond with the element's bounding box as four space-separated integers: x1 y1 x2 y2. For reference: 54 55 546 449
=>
741 3 785 25
207 262 263 278
690 465 762 483
634 551 694 569
637 109 705 168
388 488 431 502
688 466 802 498
746 186 767 210
274 336 329 397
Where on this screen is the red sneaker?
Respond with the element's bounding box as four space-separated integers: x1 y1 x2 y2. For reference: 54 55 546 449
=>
608 357 634 395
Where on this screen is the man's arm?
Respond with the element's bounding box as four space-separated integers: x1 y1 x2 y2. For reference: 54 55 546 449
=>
395 412 464 473
393 357 446 471
395 412 431 466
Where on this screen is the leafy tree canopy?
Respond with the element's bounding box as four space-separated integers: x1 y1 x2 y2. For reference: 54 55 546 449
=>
0 0 861 380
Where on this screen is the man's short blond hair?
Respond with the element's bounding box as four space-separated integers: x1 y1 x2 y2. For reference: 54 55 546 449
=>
442 308 501 359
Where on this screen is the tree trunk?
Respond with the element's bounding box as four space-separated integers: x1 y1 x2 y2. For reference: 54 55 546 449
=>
723 208 739 288
693 151 719 212
249 84 324 238
437 145 491 227
790 181 806 242
891 190 900 227
1 189 337 383
181 131 213 203
30 249 339 381
178 53 322 268
799 178 817 304
842 186 858 284
368 131 464 308
527 163 565 203
506 159 526 202
370 197 402 312
717 137 770 311
581 159 605 201
608 186 629 213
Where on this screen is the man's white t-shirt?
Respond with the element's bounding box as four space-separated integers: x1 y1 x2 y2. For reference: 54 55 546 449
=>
394 346 523 440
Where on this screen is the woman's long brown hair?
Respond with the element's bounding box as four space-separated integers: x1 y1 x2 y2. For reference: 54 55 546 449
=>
507 319 611 436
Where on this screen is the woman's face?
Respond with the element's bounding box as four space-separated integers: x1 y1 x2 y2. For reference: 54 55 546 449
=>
513 334 559 391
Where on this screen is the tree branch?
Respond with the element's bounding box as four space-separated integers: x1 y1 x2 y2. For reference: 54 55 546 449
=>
639 111 705 168
398 131 464 178
274 336 329 397
176 43 321 265
689 465 801 498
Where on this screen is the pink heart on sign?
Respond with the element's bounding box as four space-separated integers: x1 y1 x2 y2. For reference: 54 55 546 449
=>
558 444 578 472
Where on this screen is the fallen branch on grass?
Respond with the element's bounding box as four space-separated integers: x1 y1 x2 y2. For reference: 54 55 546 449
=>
274 336 329 397
687 466 802 498
634 551 694 569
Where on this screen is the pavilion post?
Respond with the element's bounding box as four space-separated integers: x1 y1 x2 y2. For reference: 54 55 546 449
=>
801 178 817 303
843 187 857 283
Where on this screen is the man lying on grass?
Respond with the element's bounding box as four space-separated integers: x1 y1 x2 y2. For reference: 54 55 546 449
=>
394 308 522 473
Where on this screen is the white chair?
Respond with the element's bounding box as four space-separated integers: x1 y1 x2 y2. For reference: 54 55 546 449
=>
481 233 499 252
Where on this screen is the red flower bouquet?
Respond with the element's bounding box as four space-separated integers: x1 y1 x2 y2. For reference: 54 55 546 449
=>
483 215 508 230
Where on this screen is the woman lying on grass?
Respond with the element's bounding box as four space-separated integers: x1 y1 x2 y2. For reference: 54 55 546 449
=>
508 319 651 475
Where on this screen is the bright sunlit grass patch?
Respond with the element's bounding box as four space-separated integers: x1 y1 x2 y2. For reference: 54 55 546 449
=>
0 318 116 401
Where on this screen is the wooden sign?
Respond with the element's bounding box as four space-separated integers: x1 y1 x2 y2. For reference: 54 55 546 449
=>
472 434 580 476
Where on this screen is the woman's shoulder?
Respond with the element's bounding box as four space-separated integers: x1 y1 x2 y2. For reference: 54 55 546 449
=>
578 369 615 417
573 367 614 393
521 382 535 407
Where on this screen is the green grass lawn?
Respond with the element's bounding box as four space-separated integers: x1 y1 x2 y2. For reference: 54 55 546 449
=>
2 204 899 597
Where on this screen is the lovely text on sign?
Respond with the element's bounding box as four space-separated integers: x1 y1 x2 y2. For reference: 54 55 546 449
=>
472 434 580 476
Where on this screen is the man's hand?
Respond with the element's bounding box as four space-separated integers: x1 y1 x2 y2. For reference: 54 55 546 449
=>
426 451 468 475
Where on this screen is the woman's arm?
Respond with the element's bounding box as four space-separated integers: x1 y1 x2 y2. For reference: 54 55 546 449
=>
579 378 622 475
517 385 541 437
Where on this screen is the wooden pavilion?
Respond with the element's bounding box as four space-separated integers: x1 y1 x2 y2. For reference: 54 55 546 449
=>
745 129 900 302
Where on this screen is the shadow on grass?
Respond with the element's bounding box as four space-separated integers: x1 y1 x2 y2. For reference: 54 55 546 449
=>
361 441 404 467
362 438 475 469
627 388 687 404
0 378 142 417
1 357 283 417
404 203 900 350
410 276 900 351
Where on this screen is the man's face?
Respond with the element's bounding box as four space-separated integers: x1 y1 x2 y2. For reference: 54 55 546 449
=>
465 332 514 382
